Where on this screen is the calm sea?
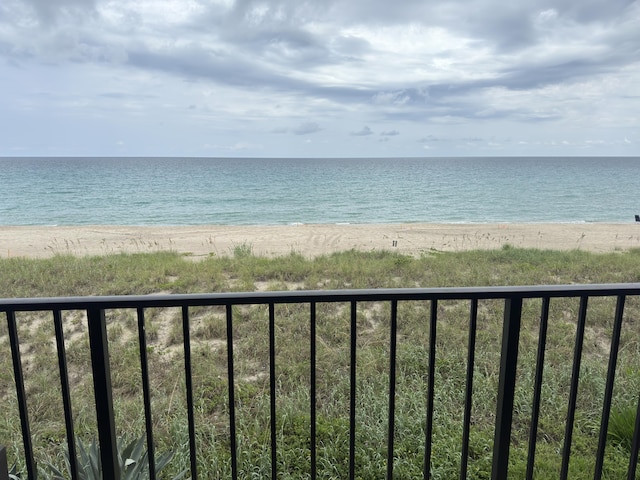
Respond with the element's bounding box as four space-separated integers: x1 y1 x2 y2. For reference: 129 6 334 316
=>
1 157 638 225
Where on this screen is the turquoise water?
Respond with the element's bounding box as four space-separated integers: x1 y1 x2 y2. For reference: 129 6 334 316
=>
1 157 639 225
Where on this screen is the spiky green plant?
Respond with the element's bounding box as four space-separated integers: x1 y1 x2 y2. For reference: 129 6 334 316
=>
43 436 187 480
8 462 21 480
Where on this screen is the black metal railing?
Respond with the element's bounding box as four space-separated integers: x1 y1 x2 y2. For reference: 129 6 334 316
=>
2 284 640 479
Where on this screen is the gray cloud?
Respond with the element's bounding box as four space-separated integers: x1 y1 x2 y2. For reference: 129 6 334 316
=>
18 0 96 25
351 126 373 136
419 135 443 143
0 0 637 156
4 0 637 102
292 122 322 135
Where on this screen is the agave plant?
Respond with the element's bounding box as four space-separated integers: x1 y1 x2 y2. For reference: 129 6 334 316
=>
44 435 187 480
8 462 21 480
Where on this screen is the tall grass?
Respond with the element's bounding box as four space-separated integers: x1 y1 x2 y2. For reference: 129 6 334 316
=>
1 247 640 478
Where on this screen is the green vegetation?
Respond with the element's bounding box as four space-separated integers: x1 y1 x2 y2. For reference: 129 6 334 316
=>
1 247 640 478
44 435 186 480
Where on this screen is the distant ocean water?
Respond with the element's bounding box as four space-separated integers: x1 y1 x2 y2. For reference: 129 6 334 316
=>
1 157 639 226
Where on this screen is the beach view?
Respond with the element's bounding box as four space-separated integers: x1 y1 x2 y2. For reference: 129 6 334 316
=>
2 0 640 479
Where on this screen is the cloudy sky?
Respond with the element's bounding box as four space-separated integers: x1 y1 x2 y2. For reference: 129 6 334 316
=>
1 0 639 157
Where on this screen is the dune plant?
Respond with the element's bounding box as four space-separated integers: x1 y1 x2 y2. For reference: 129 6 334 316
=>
8 462 21 480
3 249 640 477
608 404 638 451
43 435 186 480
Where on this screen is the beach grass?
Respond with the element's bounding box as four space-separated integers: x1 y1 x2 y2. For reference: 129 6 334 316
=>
1 247 640 478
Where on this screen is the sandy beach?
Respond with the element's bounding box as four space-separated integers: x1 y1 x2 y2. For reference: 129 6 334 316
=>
1 223 640 259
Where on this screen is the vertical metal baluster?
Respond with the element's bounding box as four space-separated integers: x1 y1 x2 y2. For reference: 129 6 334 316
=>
87 307 120 480
594 295 626 479
6 310 35 480
182 306 198 480
0 445 8 480
560 296 588 480
424 299 437 480
627 391 640 479
269 303 277 480
349 301 357 480
526 297 550 480
53 309 79 480
491 296 523 480
310 302 317 480
460 299 478 480
226 304 238 480
386 300 398 480
137 308 156 480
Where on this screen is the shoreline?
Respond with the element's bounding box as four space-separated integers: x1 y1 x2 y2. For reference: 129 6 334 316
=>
2 223 640 259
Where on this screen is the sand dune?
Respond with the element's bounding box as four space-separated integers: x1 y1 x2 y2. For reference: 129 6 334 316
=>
2 223 640 259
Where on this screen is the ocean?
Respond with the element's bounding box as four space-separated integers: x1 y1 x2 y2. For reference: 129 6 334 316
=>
1 156 638 225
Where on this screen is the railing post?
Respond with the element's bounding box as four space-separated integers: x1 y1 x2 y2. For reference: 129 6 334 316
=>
6 311 36 480
491 296 523 480
136 308 156 480
560 296 588 479
349 301 357 480
87 308 120 480
0 446 8 480
225 305 238 480
182 306 198 480
310 302 317 480
594 295 625 479
386 300 398 480
53 309 80 480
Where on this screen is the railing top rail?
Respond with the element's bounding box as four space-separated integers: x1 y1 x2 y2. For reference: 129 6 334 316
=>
2 283 640 311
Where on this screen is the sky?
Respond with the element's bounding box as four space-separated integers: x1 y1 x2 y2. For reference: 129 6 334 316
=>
0 0 639 158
